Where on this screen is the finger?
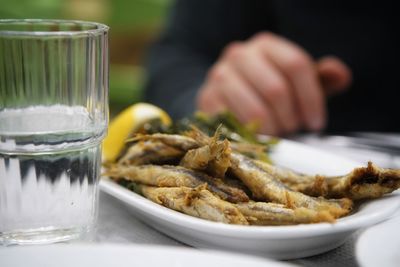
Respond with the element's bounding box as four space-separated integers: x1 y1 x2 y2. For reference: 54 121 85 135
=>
224 42 300 133
196 85 226 114
252 32 326 131
209 63 279 135
317 56 352 95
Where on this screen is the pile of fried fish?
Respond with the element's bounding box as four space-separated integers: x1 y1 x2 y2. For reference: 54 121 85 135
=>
104 127 400 226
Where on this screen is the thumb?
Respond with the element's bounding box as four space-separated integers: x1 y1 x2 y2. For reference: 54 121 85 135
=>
317 56 352 95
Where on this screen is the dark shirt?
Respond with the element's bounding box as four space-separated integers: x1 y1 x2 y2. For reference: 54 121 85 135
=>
144 0 398 133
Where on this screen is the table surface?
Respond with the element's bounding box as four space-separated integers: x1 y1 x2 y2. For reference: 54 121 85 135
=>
95 134 400 267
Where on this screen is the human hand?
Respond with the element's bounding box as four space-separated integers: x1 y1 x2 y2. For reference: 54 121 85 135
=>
196 32 352 136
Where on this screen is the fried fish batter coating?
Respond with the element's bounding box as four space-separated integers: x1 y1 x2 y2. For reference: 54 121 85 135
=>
105 164 249 203
207 139 231 178
253 160 329 197
235 201 335 225
183 126 271 162
127 133 199 151
325 162 400 200
230 153 353 218
119 140 184 165
140 185 249 225
180 134 231 178
255 161 400 200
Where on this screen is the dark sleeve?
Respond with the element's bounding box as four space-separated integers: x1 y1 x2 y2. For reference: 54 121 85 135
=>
144 0 265 119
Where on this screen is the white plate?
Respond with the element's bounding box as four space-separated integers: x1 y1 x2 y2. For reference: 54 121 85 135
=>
0 244 295 267
356 211 400 267
100 139 400 259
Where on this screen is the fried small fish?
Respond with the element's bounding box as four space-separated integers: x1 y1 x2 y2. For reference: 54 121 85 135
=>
180 133 231 178
119 140 184 165
127 133 199 151
254 160 329 197
235 201 335 225
139 185 249 225
325 162 400 200
183 126 271 162
255 161 400 200
105 164 249 203
230 153 353 218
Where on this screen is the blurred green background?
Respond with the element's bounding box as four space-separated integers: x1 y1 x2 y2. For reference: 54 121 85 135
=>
0 0 171 116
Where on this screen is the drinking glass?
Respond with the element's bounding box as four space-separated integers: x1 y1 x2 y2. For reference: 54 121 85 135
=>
0 19 109 245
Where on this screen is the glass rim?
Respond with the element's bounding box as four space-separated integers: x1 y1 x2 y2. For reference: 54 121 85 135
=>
0 19 109 37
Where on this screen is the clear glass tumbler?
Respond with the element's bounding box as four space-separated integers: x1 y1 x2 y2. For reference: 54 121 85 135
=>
0 19 109 245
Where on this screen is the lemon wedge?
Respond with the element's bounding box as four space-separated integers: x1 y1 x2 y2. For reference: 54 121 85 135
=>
103 103 172 162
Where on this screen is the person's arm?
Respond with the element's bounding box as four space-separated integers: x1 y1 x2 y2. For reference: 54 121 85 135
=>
145 0 351 135
144 0 252 119
197 33 351 135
